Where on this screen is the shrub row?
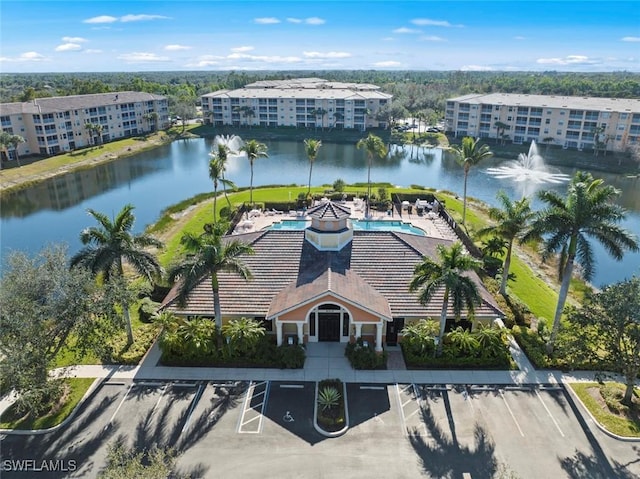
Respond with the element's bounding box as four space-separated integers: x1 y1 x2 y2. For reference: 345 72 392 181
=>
344 339 388 369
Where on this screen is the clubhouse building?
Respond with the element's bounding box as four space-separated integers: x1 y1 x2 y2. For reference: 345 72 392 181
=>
161 201 503 350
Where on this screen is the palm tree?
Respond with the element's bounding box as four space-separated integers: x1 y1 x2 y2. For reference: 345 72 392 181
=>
450 137 494 226
240 139 268 206
244 107 255 128
523 171 639 352
332 111 344 130
143 112 159 133
94 124 104 145
314 108 328 131
410 242 482 356
304 138 322 196
70 204 164 346
7 134 25 166
494 121 509 146
356 133 388 218
0 131 11 169
477 191 535 295
222 317 265 356
84 122 96 146
208 147 236 224
167 229 254 344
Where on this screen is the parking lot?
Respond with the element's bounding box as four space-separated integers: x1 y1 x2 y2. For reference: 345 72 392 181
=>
1 380 636 478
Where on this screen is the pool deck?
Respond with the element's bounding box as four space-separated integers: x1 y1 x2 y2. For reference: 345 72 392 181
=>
233 201 458 241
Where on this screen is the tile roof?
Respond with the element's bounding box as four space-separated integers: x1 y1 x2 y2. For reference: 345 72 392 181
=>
267 267 392 319
306 201 351 220
447 93 640 112
0 91 167 116
162 230 503 319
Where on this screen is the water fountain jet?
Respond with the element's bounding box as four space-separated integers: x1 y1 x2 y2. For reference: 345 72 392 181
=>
212 134 245 155
486 140 570 197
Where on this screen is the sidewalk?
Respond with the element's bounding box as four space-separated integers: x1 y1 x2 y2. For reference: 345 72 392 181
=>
0 336 621 419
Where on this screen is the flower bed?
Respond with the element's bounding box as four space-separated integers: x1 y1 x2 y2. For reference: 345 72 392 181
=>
315 379 348 436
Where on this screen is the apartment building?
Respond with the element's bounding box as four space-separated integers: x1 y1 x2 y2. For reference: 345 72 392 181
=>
0 91 169 161
446 93 640 153
201 78 392 131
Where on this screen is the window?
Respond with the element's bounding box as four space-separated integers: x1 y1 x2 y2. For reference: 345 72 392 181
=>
342 313 350 337
309 312 316 336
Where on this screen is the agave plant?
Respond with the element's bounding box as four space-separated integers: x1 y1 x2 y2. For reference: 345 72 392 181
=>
318 386 341 412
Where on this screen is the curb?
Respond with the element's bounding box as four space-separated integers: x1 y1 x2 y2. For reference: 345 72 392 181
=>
0 377 103 436
313 381 349 438
562 378 640 443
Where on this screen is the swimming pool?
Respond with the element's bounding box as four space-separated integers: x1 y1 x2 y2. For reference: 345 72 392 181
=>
268 219 425 236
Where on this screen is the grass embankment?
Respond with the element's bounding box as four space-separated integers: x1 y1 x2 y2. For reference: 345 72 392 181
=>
570 382 640 438
0 378 96 430
434 194 561 322
0 126 192 194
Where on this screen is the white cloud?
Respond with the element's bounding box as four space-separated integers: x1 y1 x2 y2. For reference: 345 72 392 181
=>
514 36 526 41
419 35 446 42
117 52 171 62
305 17 325 25
461 64 494 71
83 15 118 24
393 27 421 34
536 55 598 66
164 44 191 51
83 49 103 54
373 61 402 67
83 14 169 24
0 51 48 62
55 43 82 52
621 36 640 42
254 17 280 24
231 46 254 52
184 54 224 68
286 17 325 25
120 14 170 22
411 18 462 27
303 51 351 59
227 52 302 63
62 36 88 43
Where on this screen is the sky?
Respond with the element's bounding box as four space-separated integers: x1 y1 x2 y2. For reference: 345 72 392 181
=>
0 0 639 73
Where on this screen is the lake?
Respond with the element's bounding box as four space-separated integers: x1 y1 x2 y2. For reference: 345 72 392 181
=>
1 137 639 287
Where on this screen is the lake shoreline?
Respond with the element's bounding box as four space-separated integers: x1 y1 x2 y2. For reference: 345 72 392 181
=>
0 130 198 196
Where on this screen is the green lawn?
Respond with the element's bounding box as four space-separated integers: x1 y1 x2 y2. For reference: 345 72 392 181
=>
0 378 96 430
570 382 640 438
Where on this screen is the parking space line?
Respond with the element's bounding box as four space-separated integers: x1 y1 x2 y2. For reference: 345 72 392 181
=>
499 389 525 437
238 380 270 434
535 389 565 437
395 384 410 435
151 383 169 415
106 383 133 428
181 383 204 435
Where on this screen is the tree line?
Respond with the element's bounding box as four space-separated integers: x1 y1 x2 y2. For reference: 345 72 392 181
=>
2 71 638 119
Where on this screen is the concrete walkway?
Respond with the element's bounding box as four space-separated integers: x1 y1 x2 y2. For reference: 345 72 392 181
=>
45 336 613 386
0 334 624 420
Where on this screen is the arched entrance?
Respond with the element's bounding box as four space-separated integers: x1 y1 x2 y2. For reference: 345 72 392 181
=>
311 304 350 342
